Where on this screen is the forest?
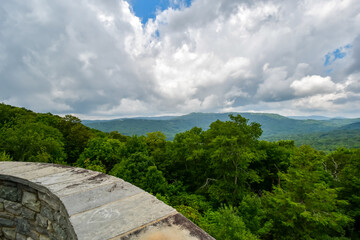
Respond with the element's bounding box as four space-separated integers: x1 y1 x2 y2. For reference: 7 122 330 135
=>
0 103 359 240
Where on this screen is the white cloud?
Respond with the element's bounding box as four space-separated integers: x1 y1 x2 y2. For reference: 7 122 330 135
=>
0 0 360 118
292 93 346 112
290 75 339 97
345 73 360 93
304 0 353 20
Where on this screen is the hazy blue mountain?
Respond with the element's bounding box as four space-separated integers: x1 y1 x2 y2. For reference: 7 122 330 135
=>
287 115 332 120
82 112 360 141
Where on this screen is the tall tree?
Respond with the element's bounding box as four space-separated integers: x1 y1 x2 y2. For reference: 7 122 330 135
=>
168 127 208 190
204 114 262 204
264 146 352 239
56 115 94 164
145 131 167 169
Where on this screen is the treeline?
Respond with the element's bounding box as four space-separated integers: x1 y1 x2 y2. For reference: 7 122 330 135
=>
0 103 359 240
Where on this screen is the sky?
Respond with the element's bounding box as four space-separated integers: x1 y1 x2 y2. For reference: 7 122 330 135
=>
1 0 360 119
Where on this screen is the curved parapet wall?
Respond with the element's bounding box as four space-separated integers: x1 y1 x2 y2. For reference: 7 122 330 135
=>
0 162 215 240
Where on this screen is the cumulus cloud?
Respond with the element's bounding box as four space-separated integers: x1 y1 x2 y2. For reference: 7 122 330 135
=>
1 0 360 118
290 75 339 97
345 73 360 93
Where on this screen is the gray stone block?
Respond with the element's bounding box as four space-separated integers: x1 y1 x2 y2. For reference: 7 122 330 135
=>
22 192 41 212
0 211 14 218
0 217 14 227
4 200 22 215
22 208 36 220
0 186 21 202
3 227 16 240
38 193 59 211
40 204 53 221
49 233 57 240
15 232 27 240
35 225 48 235
53 212 67 227
15 218 31 235
28 229 40 240
53 223 67 240
36 214 48 228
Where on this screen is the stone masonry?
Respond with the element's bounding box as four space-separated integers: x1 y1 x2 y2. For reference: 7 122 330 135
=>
0 179 75 240
0 162 215 240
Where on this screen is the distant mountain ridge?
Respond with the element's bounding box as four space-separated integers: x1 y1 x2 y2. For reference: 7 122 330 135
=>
82 112 360 141
286 115 332 120
339 121 360 130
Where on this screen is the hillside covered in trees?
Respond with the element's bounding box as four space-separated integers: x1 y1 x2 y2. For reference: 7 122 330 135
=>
1 103 360 239
83 112 360 151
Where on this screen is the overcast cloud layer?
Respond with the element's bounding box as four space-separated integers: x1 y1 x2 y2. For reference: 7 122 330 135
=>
1 0 360 119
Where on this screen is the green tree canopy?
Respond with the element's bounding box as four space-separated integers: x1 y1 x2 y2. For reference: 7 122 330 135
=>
0 120 66 163
76 137 126 172
264 146 352 239
109 152 168 194
203 114 263 204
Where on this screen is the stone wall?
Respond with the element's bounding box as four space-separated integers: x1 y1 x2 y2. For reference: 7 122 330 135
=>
0 162 214 240
0 179 76 240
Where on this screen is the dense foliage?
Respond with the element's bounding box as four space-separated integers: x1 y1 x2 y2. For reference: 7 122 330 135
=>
1 103 359 239
279 129 360 152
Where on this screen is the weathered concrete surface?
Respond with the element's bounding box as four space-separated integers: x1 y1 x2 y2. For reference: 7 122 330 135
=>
3 164 69 181
70 192 176 239
0 162 215 240
61 180 143 216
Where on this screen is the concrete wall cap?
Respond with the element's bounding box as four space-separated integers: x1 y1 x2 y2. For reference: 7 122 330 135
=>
0 162 214 240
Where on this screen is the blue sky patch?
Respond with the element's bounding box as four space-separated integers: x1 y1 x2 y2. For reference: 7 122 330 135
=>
324 44 352 66
127 0 192 24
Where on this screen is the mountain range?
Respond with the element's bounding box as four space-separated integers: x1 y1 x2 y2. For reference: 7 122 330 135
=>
82 112 360 147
